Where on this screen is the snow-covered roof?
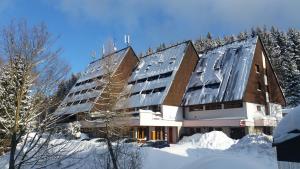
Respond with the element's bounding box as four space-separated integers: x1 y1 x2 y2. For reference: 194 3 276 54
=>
121 41 190 108
183 37 258 106
273 105 300 144
55 47 130 115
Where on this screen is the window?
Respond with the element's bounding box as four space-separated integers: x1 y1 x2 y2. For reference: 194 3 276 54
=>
141 89 152 94
132 113 139 117
137 78 147 83
73 100 80 105
187 86 202 92
80 99 87 104
128 81 135 85
159 71 173 78
189 105 203 111
81 89 88 94
66 102 73 106
89 97 96 102
145 64 151 71
74 91 81 95
94 85 102 90
68 93 74 97
130 92 139 96
257 82 262 91
75 82 81 86
255 64 260 73
205 83 220 89
224 102 243 109
257 105 262 111
149 105 161 112
152 87 166 93
148 75 159 81
205 104 222 110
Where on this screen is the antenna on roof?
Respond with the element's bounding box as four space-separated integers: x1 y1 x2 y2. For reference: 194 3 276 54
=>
124 34 130 46
113 41 117 51
102 44 105 56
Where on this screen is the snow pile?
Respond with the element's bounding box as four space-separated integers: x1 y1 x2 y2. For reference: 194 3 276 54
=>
273 105 300 144
178 131 235 150
229 134 274 157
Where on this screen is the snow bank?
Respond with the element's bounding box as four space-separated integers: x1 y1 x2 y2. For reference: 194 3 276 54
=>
178 131 235 150
229 134 274 157
273 105 300 144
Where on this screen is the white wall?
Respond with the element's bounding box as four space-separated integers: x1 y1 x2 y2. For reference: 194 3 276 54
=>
161 105 183 121
245 102 266 119
268 103 283 119
184 106 247 120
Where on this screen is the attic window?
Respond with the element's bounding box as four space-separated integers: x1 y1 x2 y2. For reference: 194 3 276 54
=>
145 64 151 71
89 97 96 102
169 57 176 64
80 99 87 104
148 75 159 81
130 92 139 96
214 57 222 70
68 93 74 97
94 85 102 90
153 87 166 93
73 100 80 105
128 81 135 85
205 83 220 89
187 86 202 92
81 89 88 94
159 71 173 78
141 90 152 95
255 64 260 73
137 78 147 83
66 102 73 106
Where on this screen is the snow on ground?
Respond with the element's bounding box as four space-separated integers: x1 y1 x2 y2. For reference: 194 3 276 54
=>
0 131 278 169
178 131 236 150
143 131 277 169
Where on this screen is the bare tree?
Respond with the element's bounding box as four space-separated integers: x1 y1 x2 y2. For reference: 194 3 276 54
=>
86 47 141 169
0 21 74 169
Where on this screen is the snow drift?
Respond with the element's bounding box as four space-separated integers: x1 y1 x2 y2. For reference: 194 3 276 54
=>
178 131 235 150
229 134 274 157
273 105 300 144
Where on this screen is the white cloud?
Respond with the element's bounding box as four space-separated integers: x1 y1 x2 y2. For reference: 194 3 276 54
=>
46 0 300 48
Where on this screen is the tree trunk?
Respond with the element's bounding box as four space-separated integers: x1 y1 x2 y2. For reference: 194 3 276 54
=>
9 132 17 169
105 123 118 169
107 138 118 169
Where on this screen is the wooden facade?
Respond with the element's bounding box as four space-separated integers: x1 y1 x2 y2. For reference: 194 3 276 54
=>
243 38 286 112
163 41 199 106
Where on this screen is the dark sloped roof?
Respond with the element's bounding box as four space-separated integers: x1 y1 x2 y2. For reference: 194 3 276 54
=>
118 41 190 108
183 37 258 106
55 47 130 115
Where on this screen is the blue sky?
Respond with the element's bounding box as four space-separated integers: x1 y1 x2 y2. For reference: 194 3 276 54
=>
0 0 300 74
